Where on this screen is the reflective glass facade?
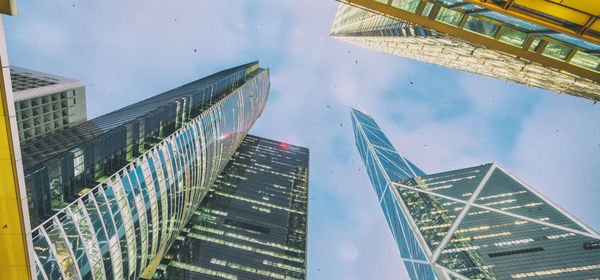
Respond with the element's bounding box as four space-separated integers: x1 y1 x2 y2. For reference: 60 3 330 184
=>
351 108 600 279
22 62 261 227
153 135 308 280
30 62 270 280
331 1 600 102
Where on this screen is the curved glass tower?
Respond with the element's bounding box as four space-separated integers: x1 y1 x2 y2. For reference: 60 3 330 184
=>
351 108 600 279
29 62 270 280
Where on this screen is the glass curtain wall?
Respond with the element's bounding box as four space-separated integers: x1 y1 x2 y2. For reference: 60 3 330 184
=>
31 65 270 280
351 108 600 279
23 62 257 226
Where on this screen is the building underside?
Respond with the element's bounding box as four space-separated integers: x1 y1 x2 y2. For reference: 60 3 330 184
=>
332 1 600 102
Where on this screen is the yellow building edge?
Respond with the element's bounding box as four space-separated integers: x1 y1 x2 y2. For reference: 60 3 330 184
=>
463 0 600 45
0 0 16 16
0 7 33 280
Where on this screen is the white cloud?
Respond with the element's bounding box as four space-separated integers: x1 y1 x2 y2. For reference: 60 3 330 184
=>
339 243 359 261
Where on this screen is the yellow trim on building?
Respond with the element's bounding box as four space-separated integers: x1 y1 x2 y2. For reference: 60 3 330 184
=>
0 11 32 279
463 0 600 45
0 0 16 16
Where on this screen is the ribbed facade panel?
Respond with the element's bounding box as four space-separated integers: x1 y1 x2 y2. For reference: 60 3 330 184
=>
22 63 257 227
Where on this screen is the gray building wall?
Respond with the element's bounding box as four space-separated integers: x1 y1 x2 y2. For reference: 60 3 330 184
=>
11 66 86 144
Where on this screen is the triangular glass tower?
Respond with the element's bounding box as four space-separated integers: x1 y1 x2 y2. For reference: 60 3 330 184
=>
350 108 600 279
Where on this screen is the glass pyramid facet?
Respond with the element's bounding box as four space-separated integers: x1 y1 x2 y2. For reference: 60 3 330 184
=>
474 168 586 232
351 108 600 280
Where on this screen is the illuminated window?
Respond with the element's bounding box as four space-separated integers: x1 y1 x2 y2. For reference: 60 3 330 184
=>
72 148 84 177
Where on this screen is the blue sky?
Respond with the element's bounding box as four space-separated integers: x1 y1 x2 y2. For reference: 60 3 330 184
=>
4 1 599 279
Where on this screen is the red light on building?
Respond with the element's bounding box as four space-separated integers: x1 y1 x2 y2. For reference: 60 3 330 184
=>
280 142 290 150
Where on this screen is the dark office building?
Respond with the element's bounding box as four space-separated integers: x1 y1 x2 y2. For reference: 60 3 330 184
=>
153 135 309 280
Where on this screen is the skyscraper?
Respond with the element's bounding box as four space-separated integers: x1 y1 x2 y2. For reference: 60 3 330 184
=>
153 135 309 280
331 1 600 102
27 62 270 280
11 66 86 144
350 108 600 279
22 62 263 226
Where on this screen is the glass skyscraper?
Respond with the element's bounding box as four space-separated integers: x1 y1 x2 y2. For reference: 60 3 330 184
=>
28 62 270 280
153 134 309 280
331 1 600 102
351 108 600 279
22 62 263 227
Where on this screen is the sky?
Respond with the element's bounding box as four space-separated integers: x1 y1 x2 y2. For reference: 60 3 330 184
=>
4 1 600 279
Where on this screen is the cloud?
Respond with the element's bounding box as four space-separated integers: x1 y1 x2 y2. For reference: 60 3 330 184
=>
339 243 359 261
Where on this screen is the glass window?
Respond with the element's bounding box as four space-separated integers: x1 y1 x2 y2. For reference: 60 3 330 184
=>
404 261 418 279
35 260 46 280
70 204 104 279
543 42 572 60
44 221 78 279
436 7 464 26
498 27 527 46
375 147 413 181
82 198 111 263
421 2 434 16
121 176 139 223
105 185 131 278
485 11 544 31
547 33 600 51
528 38 542 52
33 231 63 280
59 211 92 278
464 17 501 38
391 0 420 13
570 51 600 71
414 263 436 279
72 148 84 177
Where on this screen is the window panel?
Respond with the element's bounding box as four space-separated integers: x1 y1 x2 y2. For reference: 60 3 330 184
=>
499 28 527 46
464 16 501 38
391 0 421 13
570 51 600 71
436 7 464 26
542 42 572 60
